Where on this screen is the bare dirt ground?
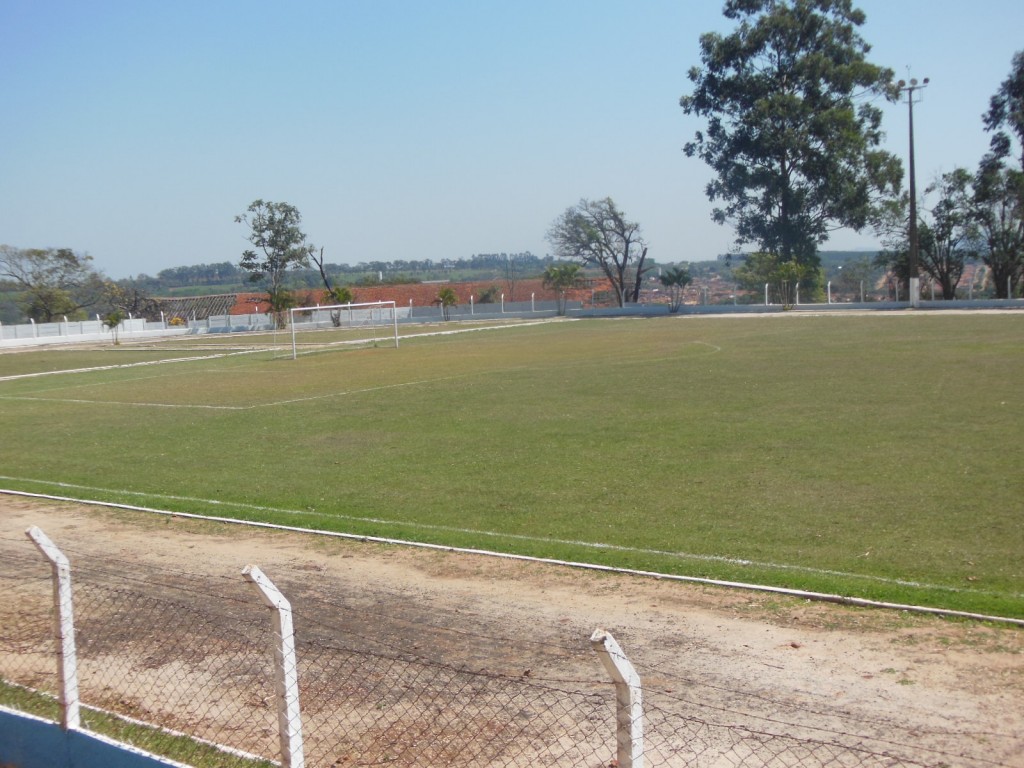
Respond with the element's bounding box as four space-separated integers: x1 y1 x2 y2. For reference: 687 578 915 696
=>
2 495 1022 766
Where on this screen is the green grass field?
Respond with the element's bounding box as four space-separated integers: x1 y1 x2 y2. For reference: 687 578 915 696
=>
1 314 1021 618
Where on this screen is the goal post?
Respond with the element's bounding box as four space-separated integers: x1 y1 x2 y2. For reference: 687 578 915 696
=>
287 300 399 359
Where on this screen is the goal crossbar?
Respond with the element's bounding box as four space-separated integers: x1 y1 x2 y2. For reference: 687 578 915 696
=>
288 300 399 359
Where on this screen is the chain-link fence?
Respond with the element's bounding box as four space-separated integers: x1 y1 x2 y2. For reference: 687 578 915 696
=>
0 526 1015 767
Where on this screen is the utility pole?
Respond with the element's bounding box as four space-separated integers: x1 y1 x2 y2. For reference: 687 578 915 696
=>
898 76 929 308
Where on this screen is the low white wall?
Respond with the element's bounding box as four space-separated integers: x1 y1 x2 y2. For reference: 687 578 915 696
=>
0 327 190 349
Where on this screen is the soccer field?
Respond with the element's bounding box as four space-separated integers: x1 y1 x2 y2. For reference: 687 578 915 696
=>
1 313 1021 618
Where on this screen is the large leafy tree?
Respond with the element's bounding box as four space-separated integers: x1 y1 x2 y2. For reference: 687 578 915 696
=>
977 51 1024 298
924 169 980 299
984 50 1024 169
680 0 902 288
0 245 105 322
235 200 314 320
875 169 979 299
546 197 649 307
971 165 1024 298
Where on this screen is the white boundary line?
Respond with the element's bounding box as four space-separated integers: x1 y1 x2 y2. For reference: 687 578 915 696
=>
0 376 465 411
2 486 1020 627
0 477 1009 595
0 395 247 410
0 349 264 383
0 318 560 384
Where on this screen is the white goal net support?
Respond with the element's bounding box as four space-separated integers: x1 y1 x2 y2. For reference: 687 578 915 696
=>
287 300 399 359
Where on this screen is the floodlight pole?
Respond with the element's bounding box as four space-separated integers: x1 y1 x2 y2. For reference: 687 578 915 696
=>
898 76 928 308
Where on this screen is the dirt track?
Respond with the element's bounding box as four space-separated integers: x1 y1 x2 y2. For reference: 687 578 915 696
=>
2 496 1022 766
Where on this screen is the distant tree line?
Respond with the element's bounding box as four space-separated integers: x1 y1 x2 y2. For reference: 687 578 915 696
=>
348 252 551 277
127 252 556 292
154 262 244 287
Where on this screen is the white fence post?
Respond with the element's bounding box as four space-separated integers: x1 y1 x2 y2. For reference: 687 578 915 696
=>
25 526 81 731
243 565 304 768
591 628 643 768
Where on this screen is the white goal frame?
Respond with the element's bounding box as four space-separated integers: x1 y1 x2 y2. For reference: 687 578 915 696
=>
287 300 399 359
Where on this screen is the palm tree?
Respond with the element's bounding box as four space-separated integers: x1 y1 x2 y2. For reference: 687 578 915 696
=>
325 285 355 326
542 264 583 315
659 266 693 313
326 286 354 305
266 287 297 329
435 287 458 321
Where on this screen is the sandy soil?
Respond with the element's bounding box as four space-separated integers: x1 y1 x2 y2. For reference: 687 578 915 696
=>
2 496 1022 766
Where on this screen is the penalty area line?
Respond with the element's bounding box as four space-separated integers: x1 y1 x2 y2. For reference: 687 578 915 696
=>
0 376 462 411
1 485 1020 627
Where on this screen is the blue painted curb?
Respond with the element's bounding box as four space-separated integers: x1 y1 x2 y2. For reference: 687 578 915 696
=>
0 707 186 768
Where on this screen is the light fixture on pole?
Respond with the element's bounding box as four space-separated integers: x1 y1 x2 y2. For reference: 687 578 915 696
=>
897 75 929 308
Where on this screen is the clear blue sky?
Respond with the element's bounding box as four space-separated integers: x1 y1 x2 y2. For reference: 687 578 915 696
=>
2 0 1022 279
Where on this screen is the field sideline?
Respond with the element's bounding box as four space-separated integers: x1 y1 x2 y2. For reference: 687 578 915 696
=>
1 313 1021 618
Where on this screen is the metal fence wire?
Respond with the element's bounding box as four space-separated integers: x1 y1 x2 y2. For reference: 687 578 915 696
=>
296 640 613 766
0 527 1016 768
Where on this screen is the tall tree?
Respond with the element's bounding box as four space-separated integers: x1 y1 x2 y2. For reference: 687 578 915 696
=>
680 0 902 290
922 170 979 299
971 164 1024 298
977 51 1024 298
984 50 1024 169
875 169 979 299
310 247 354 326
503 253 522 302
0 245 105 322
102 279 161 320
310 247 338 295
546 197 649 307
235 200 314 320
